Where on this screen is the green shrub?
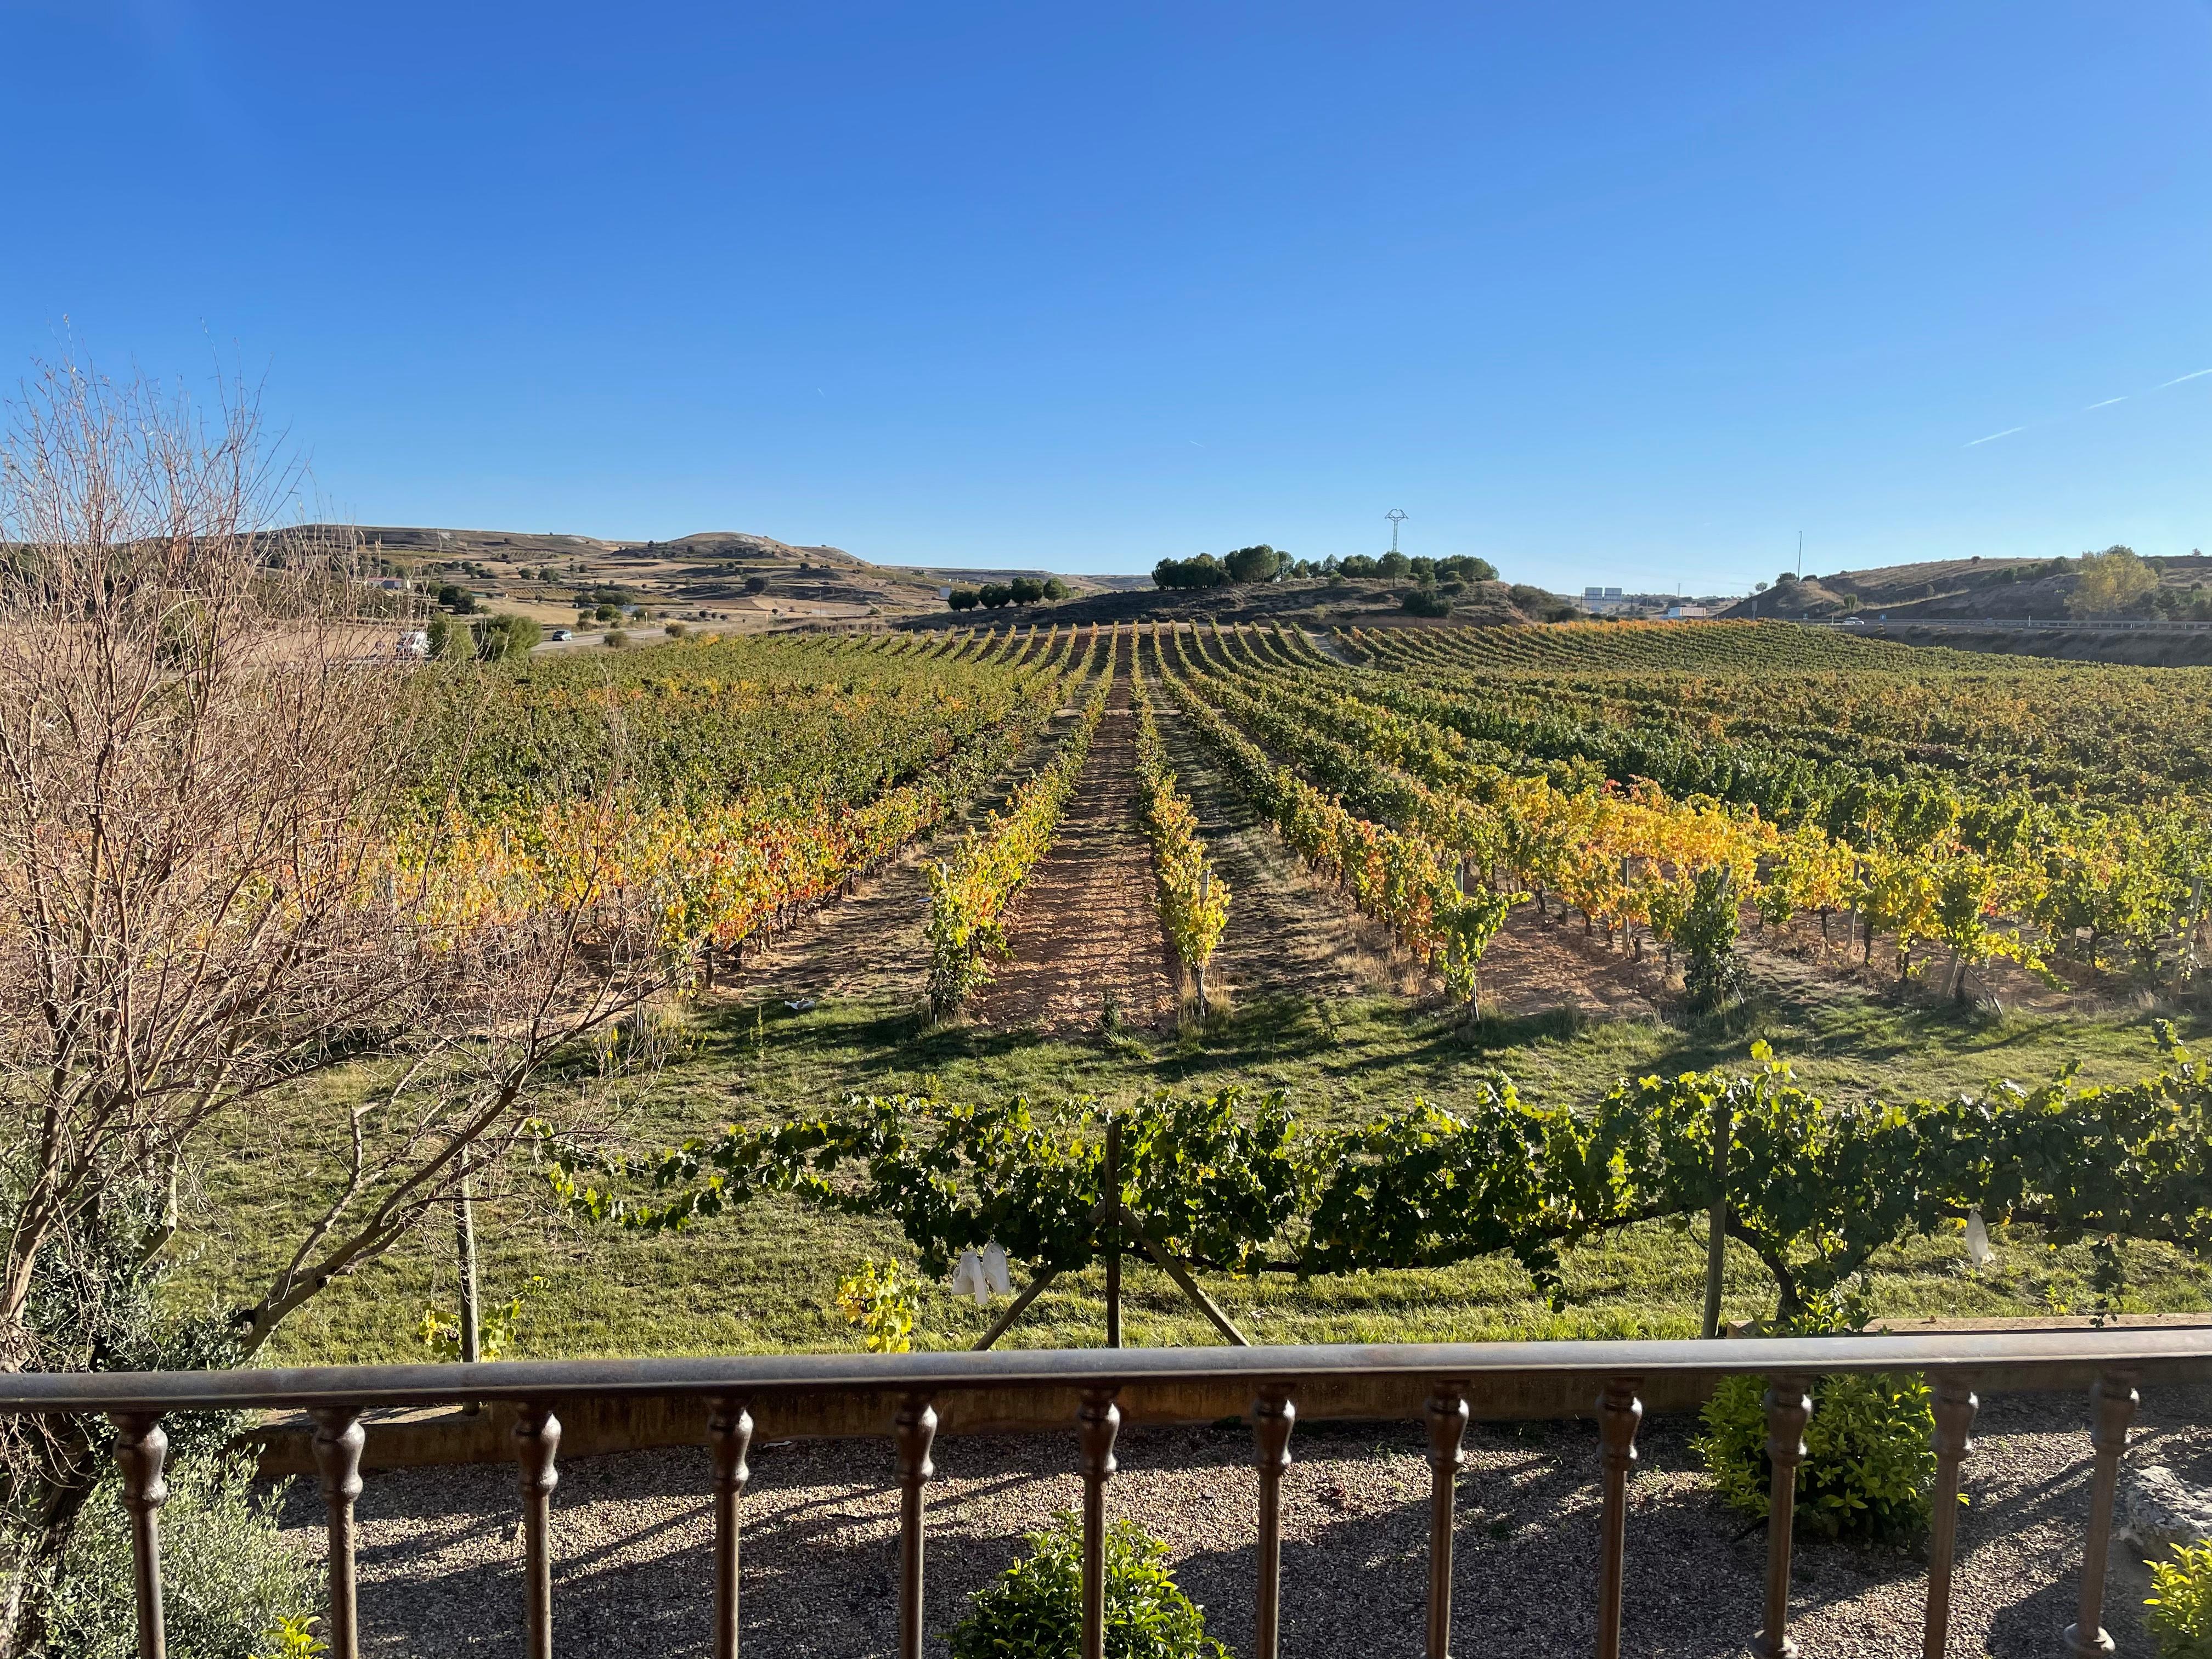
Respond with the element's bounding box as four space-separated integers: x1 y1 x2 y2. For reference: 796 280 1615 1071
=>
265 1613 329 1656
1401 588 1452 618
1676 864 1744 1011
475 613 541 660
2148 1542 2212 1658
834 1257 917 1353
42 1451 315 1659
949 1514 1228 1659
1695 1370 1938 1543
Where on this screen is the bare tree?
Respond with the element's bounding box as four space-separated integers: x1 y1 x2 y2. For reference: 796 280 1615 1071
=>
0 355 674 1651
229 838 675 1356
0 357 422 1368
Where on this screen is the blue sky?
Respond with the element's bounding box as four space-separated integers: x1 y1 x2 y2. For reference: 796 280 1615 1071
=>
5 2 2210 590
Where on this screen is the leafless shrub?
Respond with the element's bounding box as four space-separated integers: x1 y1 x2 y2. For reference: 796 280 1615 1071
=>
0 353 673 1651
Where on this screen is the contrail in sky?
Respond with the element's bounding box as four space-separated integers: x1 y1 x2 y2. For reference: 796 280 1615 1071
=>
1967 365 2209 447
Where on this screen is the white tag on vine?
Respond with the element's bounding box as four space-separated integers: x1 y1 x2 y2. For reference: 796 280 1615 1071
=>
982 1242 1012 1297
1965 1210 1993 1268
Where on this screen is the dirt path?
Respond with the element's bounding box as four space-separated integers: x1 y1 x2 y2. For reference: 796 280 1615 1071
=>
1149 667 1674 1016
1149 703 1398 1005
726 715 1083 1007
730 844 936 1003
969 645 1180 1031
1477 906 1663 1019
1302 628 1359 665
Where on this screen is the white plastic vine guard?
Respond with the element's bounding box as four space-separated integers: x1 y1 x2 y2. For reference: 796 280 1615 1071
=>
949 1243 1013 1305
949 1249 987 1305
1965 1209 1994 1267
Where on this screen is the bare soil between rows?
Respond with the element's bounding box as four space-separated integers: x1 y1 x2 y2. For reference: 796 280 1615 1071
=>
710 637 2129 1033
969 650 1180 1032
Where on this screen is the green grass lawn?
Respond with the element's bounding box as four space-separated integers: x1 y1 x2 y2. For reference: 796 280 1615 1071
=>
174 961 2212 1368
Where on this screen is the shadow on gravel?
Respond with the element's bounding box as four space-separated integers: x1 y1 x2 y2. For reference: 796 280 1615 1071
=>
287 1389 2210 1658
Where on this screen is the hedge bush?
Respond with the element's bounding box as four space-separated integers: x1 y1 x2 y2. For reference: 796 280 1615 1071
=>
1695 1370 1938 1543
949 1514 1227 1659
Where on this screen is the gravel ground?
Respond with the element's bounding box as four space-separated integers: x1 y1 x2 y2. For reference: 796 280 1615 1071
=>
279 1384 2212 1657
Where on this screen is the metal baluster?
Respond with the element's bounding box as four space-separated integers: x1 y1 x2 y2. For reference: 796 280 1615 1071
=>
1594 1378 1643 1659
2065 1369 2140 1658
1252 1386 1296 1659
1922 1374 1978 1659
515 1403 562 1659
1753 1377 1813 1659
1077 1387 1122 1659
309 1407 366 1659
1424 1386 1470 1659
110 1412 170 1659
709 1397 754 1659
894 1394 939 1659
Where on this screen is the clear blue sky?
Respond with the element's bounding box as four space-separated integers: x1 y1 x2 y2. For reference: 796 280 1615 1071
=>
6 3 2211 590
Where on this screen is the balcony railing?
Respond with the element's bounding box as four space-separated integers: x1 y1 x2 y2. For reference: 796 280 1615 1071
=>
4 1328 2209 1659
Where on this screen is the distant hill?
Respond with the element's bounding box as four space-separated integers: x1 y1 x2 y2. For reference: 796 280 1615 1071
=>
1717 551 2212 624
321 523 1136 629
349 525 629 561
325 523 1572 634
890 566 1153 595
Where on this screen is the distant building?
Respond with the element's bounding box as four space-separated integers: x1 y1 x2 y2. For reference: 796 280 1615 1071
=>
1663 603 1715 620
1581 585 1633 614
395 629 429 658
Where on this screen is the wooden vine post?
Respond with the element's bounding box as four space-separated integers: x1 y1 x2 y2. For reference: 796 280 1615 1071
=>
1103 1118 1123 1349
1194 870 1210 1013
2191 876 2206 978
456 1165 481 1366
1701 1087 1731 1340
972 1110 1251 1352
457 1158 483 1415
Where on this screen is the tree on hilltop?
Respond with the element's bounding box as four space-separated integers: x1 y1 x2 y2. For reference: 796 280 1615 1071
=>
2070 545 2158 617
1223 544 1285 584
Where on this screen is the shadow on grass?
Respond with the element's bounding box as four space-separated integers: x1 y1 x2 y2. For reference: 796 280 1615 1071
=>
668 959 2211 1127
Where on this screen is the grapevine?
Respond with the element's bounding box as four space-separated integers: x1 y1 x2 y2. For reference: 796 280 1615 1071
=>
925 636 1114 1017
540 1030 2212 1327
1128 672 1229 1005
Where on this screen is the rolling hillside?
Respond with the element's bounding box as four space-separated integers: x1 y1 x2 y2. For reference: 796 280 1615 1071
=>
334 523 1131 628
1717 551 2211 624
